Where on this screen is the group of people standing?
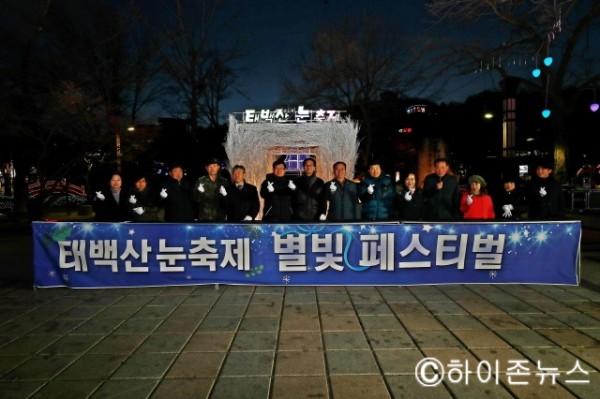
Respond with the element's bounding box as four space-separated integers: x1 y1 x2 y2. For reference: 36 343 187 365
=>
423 157 565 221
92 155 565 223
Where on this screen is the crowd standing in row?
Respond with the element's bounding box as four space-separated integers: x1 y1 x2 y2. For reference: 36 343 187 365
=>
92 156 565 223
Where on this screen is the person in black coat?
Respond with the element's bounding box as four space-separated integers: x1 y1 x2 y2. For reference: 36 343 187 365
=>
292 157 327 221
526 158 565 219
494 174 525 220
225 165 260 221
93 173 130 222
422 157 460 221
158 162 195 223
126 172 161 222
398 172 424 220
260 156 294 222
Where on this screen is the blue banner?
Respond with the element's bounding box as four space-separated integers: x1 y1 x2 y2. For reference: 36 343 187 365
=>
32 221 581 288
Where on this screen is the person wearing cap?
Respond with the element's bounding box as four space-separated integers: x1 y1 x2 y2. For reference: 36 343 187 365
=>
126 172 161 222
291 157 327 221
358 160 398 221
158 162 195 223
423 157 460 220
225 164 260 221
460 174 495 219
192 157 229 222
526 158 565 219
494 174 524 220
260 155 295 222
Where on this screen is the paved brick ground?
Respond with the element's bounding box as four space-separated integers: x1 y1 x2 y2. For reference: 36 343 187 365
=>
0 217 599 398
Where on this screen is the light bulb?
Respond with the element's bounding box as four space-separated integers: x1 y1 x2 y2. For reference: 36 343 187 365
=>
543 57 553 66
591 103 599 112
532 68 541 78
542 109 551 118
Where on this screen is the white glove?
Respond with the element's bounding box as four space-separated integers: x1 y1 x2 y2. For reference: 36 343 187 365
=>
243 215 252 221
219 185 227 196
128 195 137 204
197 183 205 193
329 182 337 192
95 191 105 201
367 184 374 194
404 191 412 201
539 187 547 197
267 181 274 192
160 188 168 198
288 180 296 190
133 207 144 215
501 204 513 218
466 195 473 205
319 214 327 221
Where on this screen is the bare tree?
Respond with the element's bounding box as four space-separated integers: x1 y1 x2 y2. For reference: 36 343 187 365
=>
282 14 436 167
157 0 244 129
0 0 163 214
426 0 600 182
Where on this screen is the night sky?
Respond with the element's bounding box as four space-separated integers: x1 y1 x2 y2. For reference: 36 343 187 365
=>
214 0 494 116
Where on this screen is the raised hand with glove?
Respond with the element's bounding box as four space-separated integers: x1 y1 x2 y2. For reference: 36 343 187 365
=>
197 183 205 193
539 187 547 197
159 188 168 198
288 180 296 190
329 182 337 193
95 191 105 201
219 185 227 196
128 195 137 204
319 213 327 221
243 215 253 221
501 204 513 218
367 184 375 194
404 190 412 201
466 194 473 205
133 207 145 215
267 181 274 192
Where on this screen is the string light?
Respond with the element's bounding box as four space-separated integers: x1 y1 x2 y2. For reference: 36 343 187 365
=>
591 89 599 113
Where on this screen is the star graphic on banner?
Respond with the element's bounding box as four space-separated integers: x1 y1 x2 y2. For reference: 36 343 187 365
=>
282 275 291 284
128 229 135 236
422 224 433 232
489 270 498 279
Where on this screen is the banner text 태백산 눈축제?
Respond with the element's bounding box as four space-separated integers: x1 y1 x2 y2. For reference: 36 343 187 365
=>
33 221 580 288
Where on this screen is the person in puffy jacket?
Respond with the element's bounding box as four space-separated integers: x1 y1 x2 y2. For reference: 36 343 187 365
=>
358 160 398 221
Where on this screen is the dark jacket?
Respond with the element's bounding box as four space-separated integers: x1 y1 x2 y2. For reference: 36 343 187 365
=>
422 173 460 220
159 177 194 223
260 173 294 222
398 188 424 221
225 182 260 221
526 176 565 219
323 179 361 221
494 188 525 220
292 174 326 221
93 189 130 222
358 174 397 221
192 175 229 221
126 185 161 222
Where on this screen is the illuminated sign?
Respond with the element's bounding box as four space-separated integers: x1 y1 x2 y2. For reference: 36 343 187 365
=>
238 106 344 123
406 105 427 114
398 127 413 133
